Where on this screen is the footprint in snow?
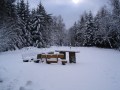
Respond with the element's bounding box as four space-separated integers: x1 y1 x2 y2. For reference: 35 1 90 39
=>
19 86 32 90
26 80 33 86
19 81 33 90
19 80 45 90
19 86 26 90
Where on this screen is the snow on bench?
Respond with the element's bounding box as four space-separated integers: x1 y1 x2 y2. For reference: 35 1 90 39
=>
40 54 67 65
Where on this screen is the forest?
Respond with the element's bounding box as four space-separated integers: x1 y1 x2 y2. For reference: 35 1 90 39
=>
0 0 120 52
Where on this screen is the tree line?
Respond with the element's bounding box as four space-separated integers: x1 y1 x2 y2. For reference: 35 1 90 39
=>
0 0 120 52
69 0 120 49
0 0 66 52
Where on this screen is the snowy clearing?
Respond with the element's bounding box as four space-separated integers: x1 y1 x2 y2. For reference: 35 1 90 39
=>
0 46 120 90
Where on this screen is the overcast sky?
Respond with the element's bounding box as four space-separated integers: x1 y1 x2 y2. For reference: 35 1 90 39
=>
25 0 109 29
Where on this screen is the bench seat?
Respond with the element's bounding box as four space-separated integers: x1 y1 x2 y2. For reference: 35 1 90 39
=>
46 58 58 64
46 60 58 64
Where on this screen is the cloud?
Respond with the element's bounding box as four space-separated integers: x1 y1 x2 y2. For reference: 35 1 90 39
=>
24 0 109 29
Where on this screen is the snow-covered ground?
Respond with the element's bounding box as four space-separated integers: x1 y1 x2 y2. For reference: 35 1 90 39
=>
0 46 120 90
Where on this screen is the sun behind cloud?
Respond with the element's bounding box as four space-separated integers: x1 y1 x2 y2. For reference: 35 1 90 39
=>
72 0 80 4
72 0 83 4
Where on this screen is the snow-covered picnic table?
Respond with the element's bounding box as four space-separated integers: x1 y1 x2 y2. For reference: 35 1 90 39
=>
38 53 67 65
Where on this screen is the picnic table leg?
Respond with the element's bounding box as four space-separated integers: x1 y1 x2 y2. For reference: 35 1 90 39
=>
46 57 50 64
69 52 76 63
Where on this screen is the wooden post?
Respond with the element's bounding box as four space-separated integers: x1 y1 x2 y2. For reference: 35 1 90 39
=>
69 52 76 63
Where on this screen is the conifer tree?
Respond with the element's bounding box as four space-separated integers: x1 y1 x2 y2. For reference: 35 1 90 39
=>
30 2 52 48
50 16 66 46
83 11 95 46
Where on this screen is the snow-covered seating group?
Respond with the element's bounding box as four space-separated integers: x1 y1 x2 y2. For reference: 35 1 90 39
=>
36 53 67 65
22 52 68 65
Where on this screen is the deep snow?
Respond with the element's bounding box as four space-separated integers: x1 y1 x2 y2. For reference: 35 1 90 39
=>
0 46 120 90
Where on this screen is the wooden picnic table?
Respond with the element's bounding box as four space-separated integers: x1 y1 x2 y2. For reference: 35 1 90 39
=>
37 53 67 65
55 50 80 63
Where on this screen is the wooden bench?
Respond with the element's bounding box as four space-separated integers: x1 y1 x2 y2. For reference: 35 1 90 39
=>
46 54 59 64
36 54 67 65
46 59 58 64
46 54 64 64
43 54 67 65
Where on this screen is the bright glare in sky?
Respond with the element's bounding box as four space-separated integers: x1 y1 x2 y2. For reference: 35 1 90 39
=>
72 0 81 4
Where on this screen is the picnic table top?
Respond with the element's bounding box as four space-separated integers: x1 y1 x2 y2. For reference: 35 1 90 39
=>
55 50 80 53
41 54 64 55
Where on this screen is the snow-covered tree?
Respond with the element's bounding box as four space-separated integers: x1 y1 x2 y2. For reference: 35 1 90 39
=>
94 6 119 48
83 11 95 46
69 22 79 46
75 15 86 46
29 2 52 48
16 0 32 47
30 15 45 48
110 0 120 48
111 0 120 16
69 11 96 47
17 0 28 22
0 0 16 19
0 0 19 51
50 16 66 46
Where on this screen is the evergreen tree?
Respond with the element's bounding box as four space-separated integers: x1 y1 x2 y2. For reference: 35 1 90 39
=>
69 22 78 46
17 0 26 22
25 0 30 21
94 10 102 47
30 2 52 48
75 15 86 46
36 2 52 47
110 0 120 48
50 16 66 46
0 0 26 51
17 0 30 22
30 14 45 48
111 0 120 17
94 6 118 48
25 0 32 46
83 11 95 46
16 0 31 47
